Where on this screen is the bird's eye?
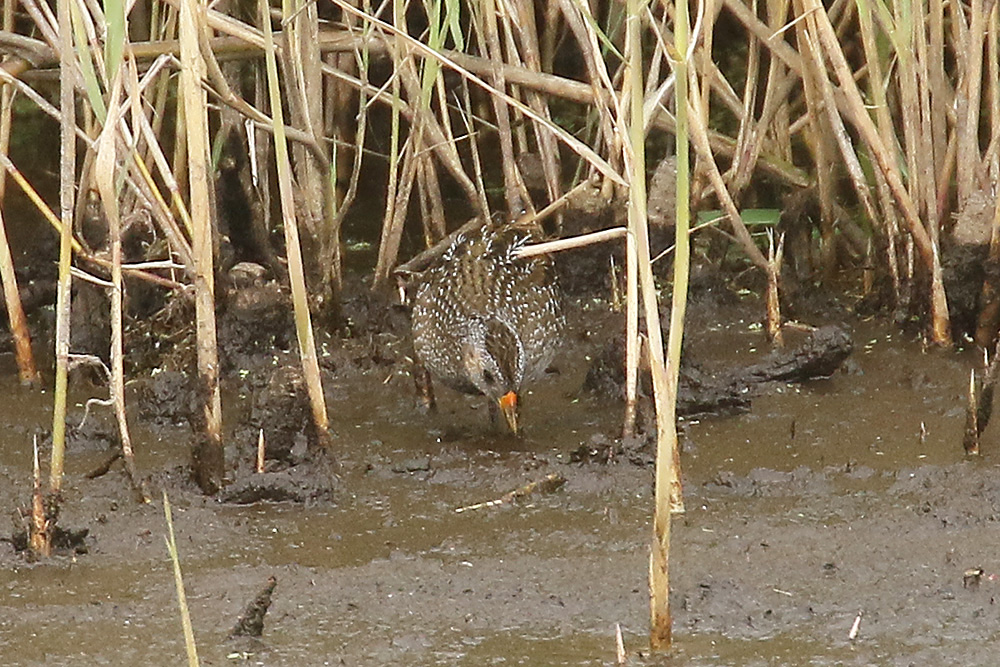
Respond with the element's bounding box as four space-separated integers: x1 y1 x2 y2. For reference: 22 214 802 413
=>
483 370 495 385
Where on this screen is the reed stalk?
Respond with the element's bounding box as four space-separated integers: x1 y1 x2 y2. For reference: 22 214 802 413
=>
180 0 224 492
957 0 987 206
912 0 937 229
766 230 784 346
727 0 759 192
855 0 902 304
480 0 527 211
791 0 836 277
282 0 340 315
260 0 330 448
94 54 150 503
0 206 36 384
973 6 1000 345
0 0 38 386
373 0 405 284
799 28 880 247
802 0 951 345
557 0 621 181
619 7 639 439
30 436 50 556
623 211 639 439
50 0 77 498
686 70 768 271
327 21 370 251
988 7 1000 176
458 77 491 215
163 492 200 667
649 0 691 649
373 0 452 282
512 0 562 210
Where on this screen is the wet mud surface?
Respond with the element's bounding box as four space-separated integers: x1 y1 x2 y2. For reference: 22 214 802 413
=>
1 285 998 666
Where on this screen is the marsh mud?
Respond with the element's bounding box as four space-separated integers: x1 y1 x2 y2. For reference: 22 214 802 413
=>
0 278 997 667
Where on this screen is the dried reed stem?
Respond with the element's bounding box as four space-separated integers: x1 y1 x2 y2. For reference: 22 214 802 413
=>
802 0 951 345
481 0 529 211
964 368 981 455
975 188 1000 345
647 0 689 649
512 0 563 209
163 492 200 666
623 229 639 439
256 429 265 473
792 0 836 277
50 0 76 497
686 70 768 271
94 60 149 503
283 0 341 313
458 77 491 215
30 436 50 556
260 0 330 448
180 0 223 492
516 227 627 259
0 0 38 386
766 231 784 346
957 0 987 206
856 0 902 304
0 206 37 384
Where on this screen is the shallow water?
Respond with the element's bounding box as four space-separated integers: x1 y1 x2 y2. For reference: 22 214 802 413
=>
2 307 998 666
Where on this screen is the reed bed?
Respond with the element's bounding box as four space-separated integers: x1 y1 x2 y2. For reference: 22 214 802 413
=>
2 0 998 646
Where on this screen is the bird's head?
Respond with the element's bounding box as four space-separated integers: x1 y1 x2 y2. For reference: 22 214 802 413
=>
462 318 524 433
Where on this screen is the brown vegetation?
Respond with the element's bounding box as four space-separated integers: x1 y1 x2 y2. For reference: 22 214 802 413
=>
2 0 1000 648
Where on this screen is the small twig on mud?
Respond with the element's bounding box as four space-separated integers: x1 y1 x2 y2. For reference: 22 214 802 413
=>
963 568 985 589
454 472 566 513
848 610 863 640
256 429 265 473
615 623 626 664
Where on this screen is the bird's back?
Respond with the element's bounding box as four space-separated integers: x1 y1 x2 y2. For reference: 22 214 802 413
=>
411 221 564 395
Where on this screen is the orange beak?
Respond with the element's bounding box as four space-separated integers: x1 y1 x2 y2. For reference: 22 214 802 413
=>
499 391 519 434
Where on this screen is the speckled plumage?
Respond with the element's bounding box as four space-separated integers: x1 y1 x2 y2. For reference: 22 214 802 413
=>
411 220 564 411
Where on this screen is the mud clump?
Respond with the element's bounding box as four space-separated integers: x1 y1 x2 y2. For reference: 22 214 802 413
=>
585 324 853 417
249 365 315 464
219 467 337 504
130 369 196 426
7 525 90 557
219 277 293 370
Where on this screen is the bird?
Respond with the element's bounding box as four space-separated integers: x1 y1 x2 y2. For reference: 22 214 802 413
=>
410 216 564 433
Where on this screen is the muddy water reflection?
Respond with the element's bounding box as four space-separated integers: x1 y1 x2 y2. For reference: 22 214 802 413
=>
687 326 967 480
0 318 987 666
